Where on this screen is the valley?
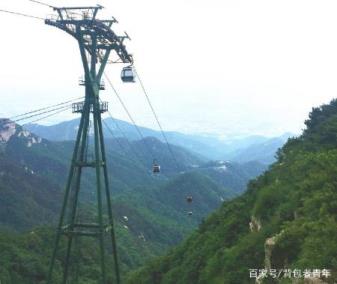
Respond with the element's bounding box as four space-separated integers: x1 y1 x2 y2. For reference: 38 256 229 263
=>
126 100 337 284
0 117 275 282
0 1 336 283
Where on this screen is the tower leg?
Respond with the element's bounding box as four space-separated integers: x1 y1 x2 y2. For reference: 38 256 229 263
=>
97 108 121 284
62 106 91 283
93 100 107 283
47 105 89 284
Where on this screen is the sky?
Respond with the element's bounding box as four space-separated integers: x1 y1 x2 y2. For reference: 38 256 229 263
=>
1 0 337 138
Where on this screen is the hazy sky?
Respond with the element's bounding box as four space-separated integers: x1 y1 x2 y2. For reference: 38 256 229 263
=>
1 0 337 137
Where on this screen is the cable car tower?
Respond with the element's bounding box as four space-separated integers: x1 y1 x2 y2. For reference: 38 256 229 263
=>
45 5 133 283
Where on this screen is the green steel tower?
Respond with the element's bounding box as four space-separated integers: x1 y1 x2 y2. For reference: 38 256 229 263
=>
45 5 133 283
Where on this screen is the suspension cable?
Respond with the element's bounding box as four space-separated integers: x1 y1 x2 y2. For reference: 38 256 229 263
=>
102 119 148 171
102 120 125 151
13 104 73 123
10 97 83 120
103 114 150 170
102 117 131 155
0 8 44 20
28 0 55 8
134 68 182 171
105 111 130 144
101 98 137 150
104 73 156 161
21 105 71 126
101 99 151 171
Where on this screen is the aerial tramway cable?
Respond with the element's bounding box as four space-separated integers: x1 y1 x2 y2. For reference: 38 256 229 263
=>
10 97 83 120
0 8 44 20
7 98 80 126
12 104 74 123
102 120 126 153
134 67 182 172
21 105 71 125
101 98 149 162
28 0 55 9
102 119 151 174
101 94 151 160
104 73 156 161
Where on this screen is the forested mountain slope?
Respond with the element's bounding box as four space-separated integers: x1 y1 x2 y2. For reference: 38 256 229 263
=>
0 155 62 231
126 100 337 283
0 118 250 282
0 118 260 234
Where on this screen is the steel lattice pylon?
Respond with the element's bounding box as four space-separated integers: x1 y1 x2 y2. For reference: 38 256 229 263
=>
45 5 133 284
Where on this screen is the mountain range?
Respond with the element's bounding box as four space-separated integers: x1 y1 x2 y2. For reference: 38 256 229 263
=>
0 116 268 283
126 99 337 284
25 118 293 164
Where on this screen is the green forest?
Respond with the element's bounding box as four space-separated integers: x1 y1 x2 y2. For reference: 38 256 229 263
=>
0 1 336 284
126 100 337 284
1 99 337 283
0 118 254 283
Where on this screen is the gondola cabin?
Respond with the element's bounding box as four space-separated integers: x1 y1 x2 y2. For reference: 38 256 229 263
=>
186 196 193 203
153 163 161 174
121 66 135 83
188 211 193 216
